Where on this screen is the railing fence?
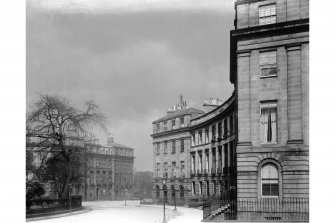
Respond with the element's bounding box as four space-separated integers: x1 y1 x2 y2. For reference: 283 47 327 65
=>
26 196 82 216
203 197 309 222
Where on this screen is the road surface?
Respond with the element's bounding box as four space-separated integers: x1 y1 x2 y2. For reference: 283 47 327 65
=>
32 200 203 223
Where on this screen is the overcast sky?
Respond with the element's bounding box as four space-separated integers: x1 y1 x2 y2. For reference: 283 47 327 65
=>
26 0 235 171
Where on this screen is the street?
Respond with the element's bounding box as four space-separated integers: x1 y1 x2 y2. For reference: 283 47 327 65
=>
32 200 203 223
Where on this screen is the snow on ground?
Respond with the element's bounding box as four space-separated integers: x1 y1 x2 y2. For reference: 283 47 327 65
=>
32 200 203 223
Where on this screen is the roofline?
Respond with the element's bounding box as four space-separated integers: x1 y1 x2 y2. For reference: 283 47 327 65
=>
84 142 134 150
190 93 235 131
152 108 204 124
190 93 235 123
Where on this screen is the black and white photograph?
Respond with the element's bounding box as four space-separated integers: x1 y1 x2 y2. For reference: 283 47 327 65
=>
4 0 334 222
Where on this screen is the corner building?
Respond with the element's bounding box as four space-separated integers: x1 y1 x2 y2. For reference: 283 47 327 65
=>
152 96 204 204
230 0 309 206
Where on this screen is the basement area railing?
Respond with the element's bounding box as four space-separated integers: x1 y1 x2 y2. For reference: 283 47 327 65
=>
203 197 309 222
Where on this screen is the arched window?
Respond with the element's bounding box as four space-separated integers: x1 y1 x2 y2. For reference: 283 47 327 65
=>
156 185 160 199
179 185 184 198
261 163 279 197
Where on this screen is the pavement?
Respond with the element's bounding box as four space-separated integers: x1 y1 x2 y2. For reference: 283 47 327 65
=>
27 200 203 223
26 200 308 223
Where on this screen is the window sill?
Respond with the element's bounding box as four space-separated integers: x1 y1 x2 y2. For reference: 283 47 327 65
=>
261 196 279 199
260 75 277 79
261 142 277 146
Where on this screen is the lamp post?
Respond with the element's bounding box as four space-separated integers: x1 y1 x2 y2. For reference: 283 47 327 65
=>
173 188 177 211
161 178 167 223
125 187 128 206
124 177 127 206
68 183 72 214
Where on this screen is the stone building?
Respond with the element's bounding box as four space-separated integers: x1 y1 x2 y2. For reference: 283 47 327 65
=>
26 130 135 201
151 95 204 203
150 1 309 220
230 0 309 202
111 138 135 200
84 135 135 201
189 94 237 200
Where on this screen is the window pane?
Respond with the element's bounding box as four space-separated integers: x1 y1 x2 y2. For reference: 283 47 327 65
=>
262 184 271 196
261 164 278 178
271 184 279 196
260 51 276 65
259 4 276 18
260 103 277 143
262 183 279 196
259 16 276 25
261 163 279 196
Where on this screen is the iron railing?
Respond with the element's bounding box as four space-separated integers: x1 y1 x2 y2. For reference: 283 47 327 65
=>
26 196 82 216
143 197 186 206
203 197 309 222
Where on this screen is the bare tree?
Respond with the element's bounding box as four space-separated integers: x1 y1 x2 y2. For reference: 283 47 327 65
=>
26 94 107 199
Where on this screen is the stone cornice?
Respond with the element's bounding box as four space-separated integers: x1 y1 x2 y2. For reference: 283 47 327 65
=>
151 127 190 138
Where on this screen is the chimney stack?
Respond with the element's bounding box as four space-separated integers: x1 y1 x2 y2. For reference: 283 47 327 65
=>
107 131 114 146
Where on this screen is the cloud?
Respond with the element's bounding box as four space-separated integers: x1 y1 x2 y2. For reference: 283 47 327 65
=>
27 5 234 171
27 0 236 13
